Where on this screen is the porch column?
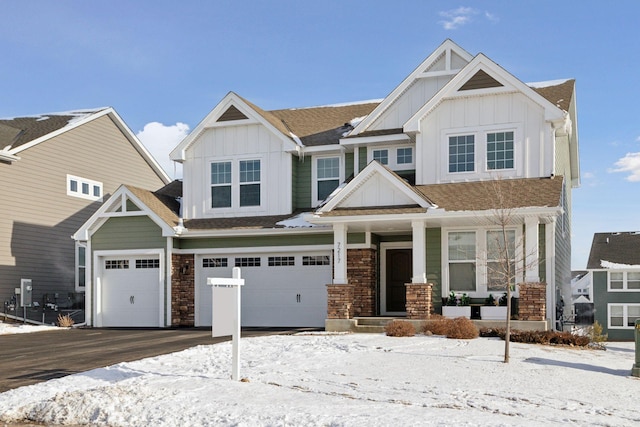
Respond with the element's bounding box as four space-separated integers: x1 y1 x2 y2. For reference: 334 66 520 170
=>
333 223 348 284
411 220 427 283
353 145 360 175
524 217 540 283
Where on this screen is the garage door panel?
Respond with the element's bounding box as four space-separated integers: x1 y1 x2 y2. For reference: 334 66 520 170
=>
197 252 331 327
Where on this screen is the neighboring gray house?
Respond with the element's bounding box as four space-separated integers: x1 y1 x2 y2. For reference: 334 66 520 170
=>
587 232 640 340
75 40 579 330
0 108 170 316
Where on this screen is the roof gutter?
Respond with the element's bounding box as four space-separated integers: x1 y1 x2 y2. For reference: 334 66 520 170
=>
0 150 19 163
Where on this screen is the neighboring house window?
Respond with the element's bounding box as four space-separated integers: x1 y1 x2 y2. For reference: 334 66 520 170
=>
608 303 640 328
76 244 86 290
486 230 516 291
448 231 476 291
211 161 232 208
448 135 475 173
373 149 388 165
397 147 413 165
316 157 340 202
239 159 260 207
608 271 640 291
67 175 103 202
486 131 514 170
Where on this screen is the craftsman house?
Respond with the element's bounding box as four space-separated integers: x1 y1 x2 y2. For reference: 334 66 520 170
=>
74 40 579 329
586 232 640 340
0 108 170 317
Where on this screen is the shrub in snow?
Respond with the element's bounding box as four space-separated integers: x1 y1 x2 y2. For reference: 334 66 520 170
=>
384 320 416 337
57 314 74 327
422 314 451 336
422 315 478 339
479 328 594 347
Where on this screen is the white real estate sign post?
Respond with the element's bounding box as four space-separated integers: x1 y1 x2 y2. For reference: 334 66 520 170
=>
207 267 244 381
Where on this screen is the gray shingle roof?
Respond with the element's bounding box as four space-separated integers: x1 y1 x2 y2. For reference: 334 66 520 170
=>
587 232 640 269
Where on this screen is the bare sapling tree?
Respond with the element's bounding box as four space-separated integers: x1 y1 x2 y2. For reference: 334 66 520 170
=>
482 176 539 363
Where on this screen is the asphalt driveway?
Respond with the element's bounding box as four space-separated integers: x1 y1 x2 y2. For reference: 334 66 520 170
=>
0 327 304 392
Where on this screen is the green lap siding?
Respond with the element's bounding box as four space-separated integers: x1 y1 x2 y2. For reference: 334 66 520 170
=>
593 271 640 340
92 216 165 250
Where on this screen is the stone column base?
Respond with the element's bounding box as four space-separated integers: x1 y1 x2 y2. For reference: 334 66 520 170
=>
405 283 433 319
327 284 355 319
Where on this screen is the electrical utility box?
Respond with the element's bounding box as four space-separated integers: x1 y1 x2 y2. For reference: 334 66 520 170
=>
20 279 33 307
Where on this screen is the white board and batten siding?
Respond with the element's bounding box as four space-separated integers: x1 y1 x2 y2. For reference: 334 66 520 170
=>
195 250 332 328
417 92 553 185
182 123 293 219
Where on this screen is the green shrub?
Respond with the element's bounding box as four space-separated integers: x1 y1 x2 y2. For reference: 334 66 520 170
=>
384 320 416 337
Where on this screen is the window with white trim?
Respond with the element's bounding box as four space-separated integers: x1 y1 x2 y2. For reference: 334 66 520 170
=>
210 161 232 208
397 147 413 165
372 149 388 165
316 157 340 203
448 231 476 291
76 243 86 290
239 159 260 207
367 145 415 171
67 175 103 202
448 135 475 173
608 271 640 291
608 303 640 328
486 131 514 170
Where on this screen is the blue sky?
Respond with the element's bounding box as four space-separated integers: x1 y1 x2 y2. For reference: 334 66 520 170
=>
2 1 639 270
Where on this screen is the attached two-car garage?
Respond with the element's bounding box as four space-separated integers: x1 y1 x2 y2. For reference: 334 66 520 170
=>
196 251 332 328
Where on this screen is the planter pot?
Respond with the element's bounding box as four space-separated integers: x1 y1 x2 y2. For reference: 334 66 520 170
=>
442 306 471 319
480 306 508 320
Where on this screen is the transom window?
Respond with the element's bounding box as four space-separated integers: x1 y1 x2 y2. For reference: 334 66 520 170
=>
211 161 232 208
448 231 476 291
372 149 388 165
239 159 261 207
608 271 640 291
316 157 340 202
67 174 103 202
487 131 514 170
448 135 475 173
608 304 640 328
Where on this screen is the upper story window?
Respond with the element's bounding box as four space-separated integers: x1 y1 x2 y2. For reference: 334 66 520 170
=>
448 135 475 173
373 149 388 165
608 271 640 291
487 131 514 170
368 145 415 171
67 175 103 202
211 161 232 208
316 157 340 202
209 158 261 210
239 159 261 207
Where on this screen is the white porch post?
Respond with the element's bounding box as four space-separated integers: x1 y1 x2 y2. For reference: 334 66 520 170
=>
524 217 540 283
353 145 360 175
411 220 427 283
333 223 348 284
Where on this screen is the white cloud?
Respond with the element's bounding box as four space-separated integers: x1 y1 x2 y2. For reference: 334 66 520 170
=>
609 152 640 182
439 7 477 30
137 122 189 179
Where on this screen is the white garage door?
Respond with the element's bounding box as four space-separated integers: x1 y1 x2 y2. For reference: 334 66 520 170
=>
100 255 162 327
197 252 332 327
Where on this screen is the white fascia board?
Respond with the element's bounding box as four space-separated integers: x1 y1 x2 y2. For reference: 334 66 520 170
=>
299 144 345 154
404 54 566 133
176 225 331 239
349 39 473 136
318 161 432 213
170 92 297 161
309 212 430 225
106 108 171 184
340 133 410 146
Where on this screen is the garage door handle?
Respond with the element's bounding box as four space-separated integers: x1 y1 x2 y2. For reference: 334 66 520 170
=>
296 293 301 303
130 295 134 304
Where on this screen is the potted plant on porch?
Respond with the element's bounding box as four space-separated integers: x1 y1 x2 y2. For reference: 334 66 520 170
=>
480 293 508 320
442 291 471 318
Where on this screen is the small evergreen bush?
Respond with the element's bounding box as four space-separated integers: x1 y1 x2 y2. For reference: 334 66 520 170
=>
384 320 416 337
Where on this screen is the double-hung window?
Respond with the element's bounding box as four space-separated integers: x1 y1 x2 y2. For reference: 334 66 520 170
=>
239 159 260 207
210 161 232 208
448 231 476 291
486 230 516 291
608 271 640 291
448 135 475 173
316 157 340 202
608 304 640 328
487 131 514 170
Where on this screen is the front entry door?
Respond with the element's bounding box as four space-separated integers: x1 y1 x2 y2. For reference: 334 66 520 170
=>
386 249 412 312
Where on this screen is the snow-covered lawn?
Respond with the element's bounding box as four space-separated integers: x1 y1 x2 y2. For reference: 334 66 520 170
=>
0 331 638 426
0 320 60 335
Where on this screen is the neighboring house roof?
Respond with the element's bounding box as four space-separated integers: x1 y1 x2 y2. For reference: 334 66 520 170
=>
0 108 171 183
416 176 564 212
586 232 640 269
